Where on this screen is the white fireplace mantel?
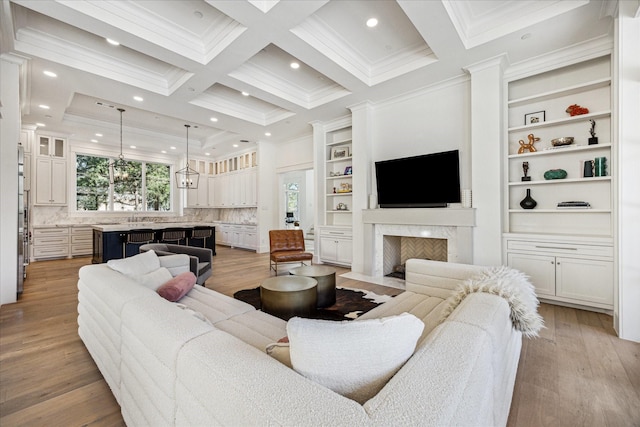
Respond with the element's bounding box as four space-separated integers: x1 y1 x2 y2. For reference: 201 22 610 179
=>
362 208 476 227
361 208 476 278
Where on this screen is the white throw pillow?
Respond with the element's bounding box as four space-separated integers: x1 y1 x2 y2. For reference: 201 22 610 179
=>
158 254 190 276
107 250 160 277
287 313 424 404
136 267 173 291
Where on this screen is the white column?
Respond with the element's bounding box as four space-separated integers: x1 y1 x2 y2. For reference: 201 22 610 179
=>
464 55 508 266
615 3 640 342
0 54 24 305
349 102 373 274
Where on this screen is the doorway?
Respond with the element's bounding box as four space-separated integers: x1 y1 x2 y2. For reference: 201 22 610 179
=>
278 169 314 240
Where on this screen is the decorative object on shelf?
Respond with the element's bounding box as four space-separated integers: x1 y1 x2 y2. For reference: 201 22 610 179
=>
518 133 540 154
331 145 350 159
524 111 545 125
521 162 531 181
329 171 342 177
336 203 348 211
344 166 352 175
336 182 351 193
175 124 200 189
583 160 594 177
544 169 567 180
519 189 537 209
594 157 607 177
566 104 589 116
557 201 591 209
109 108 128 184
588 119 598 145
333 187 337 194
461 189 472 208
551 137 574 147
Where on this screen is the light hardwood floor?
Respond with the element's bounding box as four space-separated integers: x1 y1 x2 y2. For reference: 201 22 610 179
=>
1 246 638 426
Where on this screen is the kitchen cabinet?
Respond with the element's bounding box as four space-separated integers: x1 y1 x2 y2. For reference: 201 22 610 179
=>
35 157 67 205
32 227 69 260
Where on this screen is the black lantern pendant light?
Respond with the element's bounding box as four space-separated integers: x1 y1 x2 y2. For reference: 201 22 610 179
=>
109 108 128 184
175 124 199 189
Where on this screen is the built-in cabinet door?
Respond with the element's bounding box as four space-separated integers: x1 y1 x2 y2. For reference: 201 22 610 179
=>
556 257 613 305
319 237 338 261
336 238 353 264
50 159 67 204
35 157 66 205
507 252 556 297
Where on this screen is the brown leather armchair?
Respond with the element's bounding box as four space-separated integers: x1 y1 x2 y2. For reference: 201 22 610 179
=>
269 229 313 275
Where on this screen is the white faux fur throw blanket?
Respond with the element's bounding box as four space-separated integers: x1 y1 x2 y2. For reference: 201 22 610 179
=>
441 266 544 338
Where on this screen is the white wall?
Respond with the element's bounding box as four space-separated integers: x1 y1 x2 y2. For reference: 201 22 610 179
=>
370 76 472 189
0 55 22 305
615 2 640 342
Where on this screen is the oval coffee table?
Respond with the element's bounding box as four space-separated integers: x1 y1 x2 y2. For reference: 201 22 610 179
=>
290 265 336 308
260 276 317 320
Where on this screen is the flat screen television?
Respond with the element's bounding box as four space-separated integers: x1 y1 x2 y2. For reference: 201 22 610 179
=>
375 150 461 208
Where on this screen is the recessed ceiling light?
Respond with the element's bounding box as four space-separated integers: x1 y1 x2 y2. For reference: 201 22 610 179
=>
91 139 98 143
194 10 203 19
130 145 136 149
366 18 378 28
241 91 249 96
210 117 218 122
35 122 45 127
265 132 271 136
290 62 300 69
133 96 143 102
43 70 57 78
521 33 532 40
106 38 120 46
95 133 103 137
170 146 176 150
38 104 50 109
233 144 239 148
161 150 167 154
205 152 210 156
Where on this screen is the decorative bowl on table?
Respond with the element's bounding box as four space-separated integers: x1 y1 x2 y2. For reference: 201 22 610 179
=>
551 137 574 146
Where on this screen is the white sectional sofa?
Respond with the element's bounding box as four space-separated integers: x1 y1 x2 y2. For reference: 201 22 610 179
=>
77 256 541 426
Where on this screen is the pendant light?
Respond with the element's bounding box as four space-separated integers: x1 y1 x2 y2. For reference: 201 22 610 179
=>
109 108 128 184
175 124 199 189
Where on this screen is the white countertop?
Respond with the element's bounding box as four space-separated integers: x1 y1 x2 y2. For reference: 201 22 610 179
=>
91 222 218 232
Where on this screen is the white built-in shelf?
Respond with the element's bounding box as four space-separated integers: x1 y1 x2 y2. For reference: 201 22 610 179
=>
508 78 611 107
326 175 353 180
508 143 611 159
508 110 610 132
509 177 611 186
508 209 611 213
327 157 353 164
327 192 352 197
326 210 351 213
327 138 352 147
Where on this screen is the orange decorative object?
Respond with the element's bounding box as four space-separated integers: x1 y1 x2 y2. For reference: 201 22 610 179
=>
566 104 589 116
518 133 540 154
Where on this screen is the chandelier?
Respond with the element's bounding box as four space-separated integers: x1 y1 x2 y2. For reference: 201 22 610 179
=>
109 108 128 184
175 124 199 189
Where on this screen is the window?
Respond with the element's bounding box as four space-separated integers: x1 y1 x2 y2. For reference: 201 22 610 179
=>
285 182 299 220
76 154 172 212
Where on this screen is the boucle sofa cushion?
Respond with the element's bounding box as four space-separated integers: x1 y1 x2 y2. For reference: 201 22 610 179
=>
286 313 424 404
158 254 190 276
138 267 173 290
157 272 196 302
107 249 160 277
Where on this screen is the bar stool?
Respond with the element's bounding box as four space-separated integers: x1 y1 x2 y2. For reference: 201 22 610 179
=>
122 229 155 258
189 226 212 248
160 228 186 245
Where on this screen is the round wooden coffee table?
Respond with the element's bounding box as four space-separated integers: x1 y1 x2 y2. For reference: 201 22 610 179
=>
290 265 337 308
260 276 317 320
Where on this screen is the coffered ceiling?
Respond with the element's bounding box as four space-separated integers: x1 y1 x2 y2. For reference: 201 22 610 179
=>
1 0 615 157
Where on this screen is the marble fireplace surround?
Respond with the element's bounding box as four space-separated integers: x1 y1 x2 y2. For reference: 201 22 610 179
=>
362 208 476 279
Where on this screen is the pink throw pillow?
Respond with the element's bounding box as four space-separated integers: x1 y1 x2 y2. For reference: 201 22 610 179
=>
157 272 196 302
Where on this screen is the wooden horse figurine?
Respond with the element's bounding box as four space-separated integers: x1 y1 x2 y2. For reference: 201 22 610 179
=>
518 133 540 154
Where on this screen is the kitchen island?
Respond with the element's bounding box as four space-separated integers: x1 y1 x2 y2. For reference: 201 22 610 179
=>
91 222 216 263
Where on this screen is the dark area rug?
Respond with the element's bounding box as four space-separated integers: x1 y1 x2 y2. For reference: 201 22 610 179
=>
233 287 394 321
